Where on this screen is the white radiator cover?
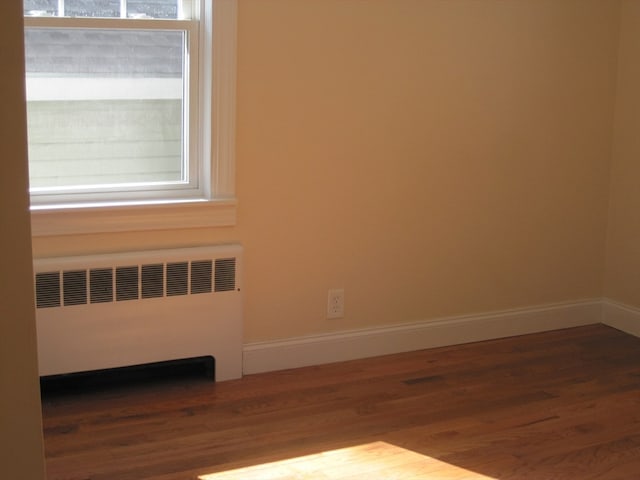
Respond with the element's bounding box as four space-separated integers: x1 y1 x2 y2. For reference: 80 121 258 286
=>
33 244 243 381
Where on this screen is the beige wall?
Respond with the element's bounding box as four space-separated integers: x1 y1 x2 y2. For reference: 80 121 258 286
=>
605 0 640 307
32 0 620 342
0 1 46 478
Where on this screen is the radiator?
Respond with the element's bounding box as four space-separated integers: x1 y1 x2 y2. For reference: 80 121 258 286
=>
33 244 243 381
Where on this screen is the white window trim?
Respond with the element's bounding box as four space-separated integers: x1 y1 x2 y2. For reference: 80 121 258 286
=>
29 0 238 236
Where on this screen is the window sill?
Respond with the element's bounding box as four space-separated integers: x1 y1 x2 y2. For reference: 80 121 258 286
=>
30 199 237 236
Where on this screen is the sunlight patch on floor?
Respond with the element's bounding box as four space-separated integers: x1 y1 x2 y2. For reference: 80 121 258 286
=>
199 441 497 479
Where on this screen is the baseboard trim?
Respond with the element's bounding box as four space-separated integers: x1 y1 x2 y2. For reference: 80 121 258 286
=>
242 299 603 375
602 298 640 337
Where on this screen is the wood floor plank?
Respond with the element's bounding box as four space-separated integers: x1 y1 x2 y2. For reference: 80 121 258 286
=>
41 324 640 479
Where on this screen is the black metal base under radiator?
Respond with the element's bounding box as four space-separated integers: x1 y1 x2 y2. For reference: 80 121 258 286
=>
40 356 215 396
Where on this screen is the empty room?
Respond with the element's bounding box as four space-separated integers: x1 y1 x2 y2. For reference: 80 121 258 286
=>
3 0 640 478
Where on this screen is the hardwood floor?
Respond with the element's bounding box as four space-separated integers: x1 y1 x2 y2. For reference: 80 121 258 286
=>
41 324 640 479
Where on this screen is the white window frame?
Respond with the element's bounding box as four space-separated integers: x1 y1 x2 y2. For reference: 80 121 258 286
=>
28 0 238 236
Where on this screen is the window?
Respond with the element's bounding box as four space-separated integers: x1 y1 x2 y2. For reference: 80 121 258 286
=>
24 0 237 235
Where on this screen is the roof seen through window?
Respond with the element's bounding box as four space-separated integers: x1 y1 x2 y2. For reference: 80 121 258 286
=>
23 0 179 19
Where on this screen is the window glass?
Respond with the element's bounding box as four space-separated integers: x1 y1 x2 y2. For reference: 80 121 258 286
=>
23 0 181 19
24 28 186 189
24 0 57 16
65 0 120 17
128 0 179 19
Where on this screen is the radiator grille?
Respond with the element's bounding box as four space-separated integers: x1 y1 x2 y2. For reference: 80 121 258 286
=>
215 258 236 292
166 262 188 297
35 256 237 308
191 260 213 294
141 264 164 299
35 272 61 308
90 268 113 303
63 270 87 306
116 266 139 302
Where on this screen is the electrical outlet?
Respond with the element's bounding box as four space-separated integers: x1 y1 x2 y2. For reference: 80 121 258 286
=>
327 288 345 319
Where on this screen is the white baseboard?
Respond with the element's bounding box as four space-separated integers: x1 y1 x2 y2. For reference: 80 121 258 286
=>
242 299 603 375
602 298 640 337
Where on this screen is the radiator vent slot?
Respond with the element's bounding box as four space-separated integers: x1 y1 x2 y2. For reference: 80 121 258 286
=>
35 272 61 309
191 260 213 294
142 264 164 299
116 266 139 302
167 262 188 297
63 270 87 306
90 268 113 304
215 258 236 292
35 255 237 308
